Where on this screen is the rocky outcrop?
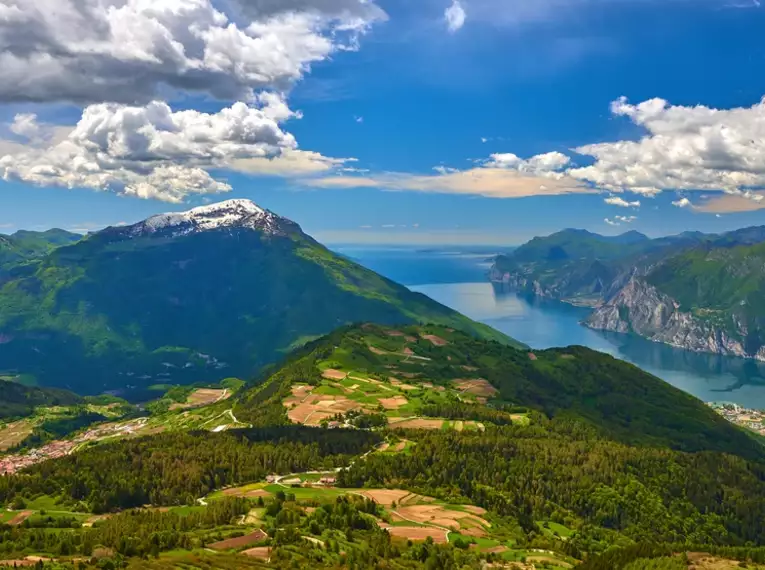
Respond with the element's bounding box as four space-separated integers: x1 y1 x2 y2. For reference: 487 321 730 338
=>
586 278 759 360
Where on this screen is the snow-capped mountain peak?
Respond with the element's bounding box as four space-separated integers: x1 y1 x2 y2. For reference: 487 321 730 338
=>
123 199 295 238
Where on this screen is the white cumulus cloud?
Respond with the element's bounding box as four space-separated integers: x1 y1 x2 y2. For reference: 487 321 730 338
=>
0 0 385 104
604 218 620 226
0 96 314 203
570 96 765 202
615 215 637 223
445 0 467 32
672 197 693 208
604 196 640 208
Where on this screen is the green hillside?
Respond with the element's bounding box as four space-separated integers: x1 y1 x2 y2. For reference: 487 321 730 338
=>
235 323 762 457
0 379 82 420
647 240 765 349
2 325 765 569
0 203 516 394
504 229 651 265
0 229 80 268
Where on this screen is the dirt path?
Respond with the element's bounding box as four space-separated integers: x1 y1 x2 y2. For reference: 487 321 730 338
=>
8 510 33 525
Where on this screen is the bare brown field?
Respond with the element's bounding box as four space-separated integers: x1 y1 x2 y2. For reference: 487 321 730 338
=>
188 388 228 406
527 556 572 568
481 546 508 554
421 334 449 346
686 552 761 569
8 511 33 526
402 347 415 356
377 442 390 452
0 559 37 567
379 396 408 410
290 385 313 398
452 379 498 398
0 421 33 451
284 385 364 425
170 388 229 410
389 418 444 430
241 547 271 560
396 505 489 535
368 346 388 355
394 440 408 452
379 524 449 544
209 530 267 550
321 369 347 380
358 489 412 507
386 330 405 337
389 379 417 390
528 352 538 361
461 505 487 515
222 486 272 499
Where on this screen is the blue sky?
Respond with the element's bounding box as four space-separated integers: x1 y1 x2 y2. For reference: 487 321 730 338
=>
2 0 765 244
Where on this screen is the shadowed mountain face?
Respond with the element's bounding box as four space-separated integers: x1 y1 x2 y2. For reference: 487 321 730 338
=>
0 200 517 394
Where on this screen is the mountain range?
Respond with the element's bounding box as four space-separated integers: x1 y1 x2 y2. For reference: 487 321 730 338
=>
491 226 765 360
0 199 514 394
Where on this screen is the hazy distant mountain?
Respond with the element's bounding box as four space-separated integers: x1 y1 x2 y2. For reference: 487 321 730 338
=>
0 200 517 393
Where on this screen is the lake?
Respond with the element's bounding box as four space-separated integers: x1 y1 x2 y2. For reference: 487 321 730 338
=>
335 245 765 408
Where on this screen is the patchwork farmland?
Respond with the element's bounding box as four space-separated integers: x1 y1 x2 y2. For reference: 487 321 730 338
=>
279 325 527 431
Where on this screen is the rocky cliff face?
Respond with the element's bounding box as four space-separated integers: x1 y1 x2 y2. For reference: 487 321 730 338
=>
489 263 629 307
489 266 552 298
585 278 763 360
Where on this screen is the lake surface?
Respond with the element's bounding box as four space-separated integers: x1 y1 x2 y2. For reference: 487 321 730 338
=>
335 245 765 408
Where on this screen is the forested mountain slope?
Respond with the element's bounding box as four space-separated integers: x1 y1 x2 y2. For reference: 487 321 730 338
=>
492 226 765 360
0 379 82 420
0 200 515 394
0 229 80 274
2 325 765 569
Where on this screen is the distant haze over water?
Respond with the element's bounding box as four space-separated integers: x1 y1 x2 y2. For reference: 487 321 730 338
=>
335 245 765 409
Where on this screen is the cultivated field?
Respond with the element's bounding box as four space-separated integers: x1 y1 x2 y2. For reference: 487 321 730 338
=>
279 325 525 432
241 547 271 559
0 420 33 451
208 530 268 550
221 484 273 499
378 524 449 543
452 378 498 398
169 388 230 410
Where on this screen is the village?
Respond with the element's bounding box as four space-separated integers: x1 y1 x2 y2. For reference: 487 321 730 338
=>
0 417 151 475
708 402 765 436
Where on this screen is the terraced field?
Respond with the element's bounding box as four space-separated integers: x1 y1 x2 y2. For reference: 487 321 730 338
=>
280 326 527 430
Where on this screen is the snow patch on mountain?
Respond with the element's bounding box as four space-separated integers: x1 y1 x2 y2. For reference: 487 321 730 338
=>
129 199 287 237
